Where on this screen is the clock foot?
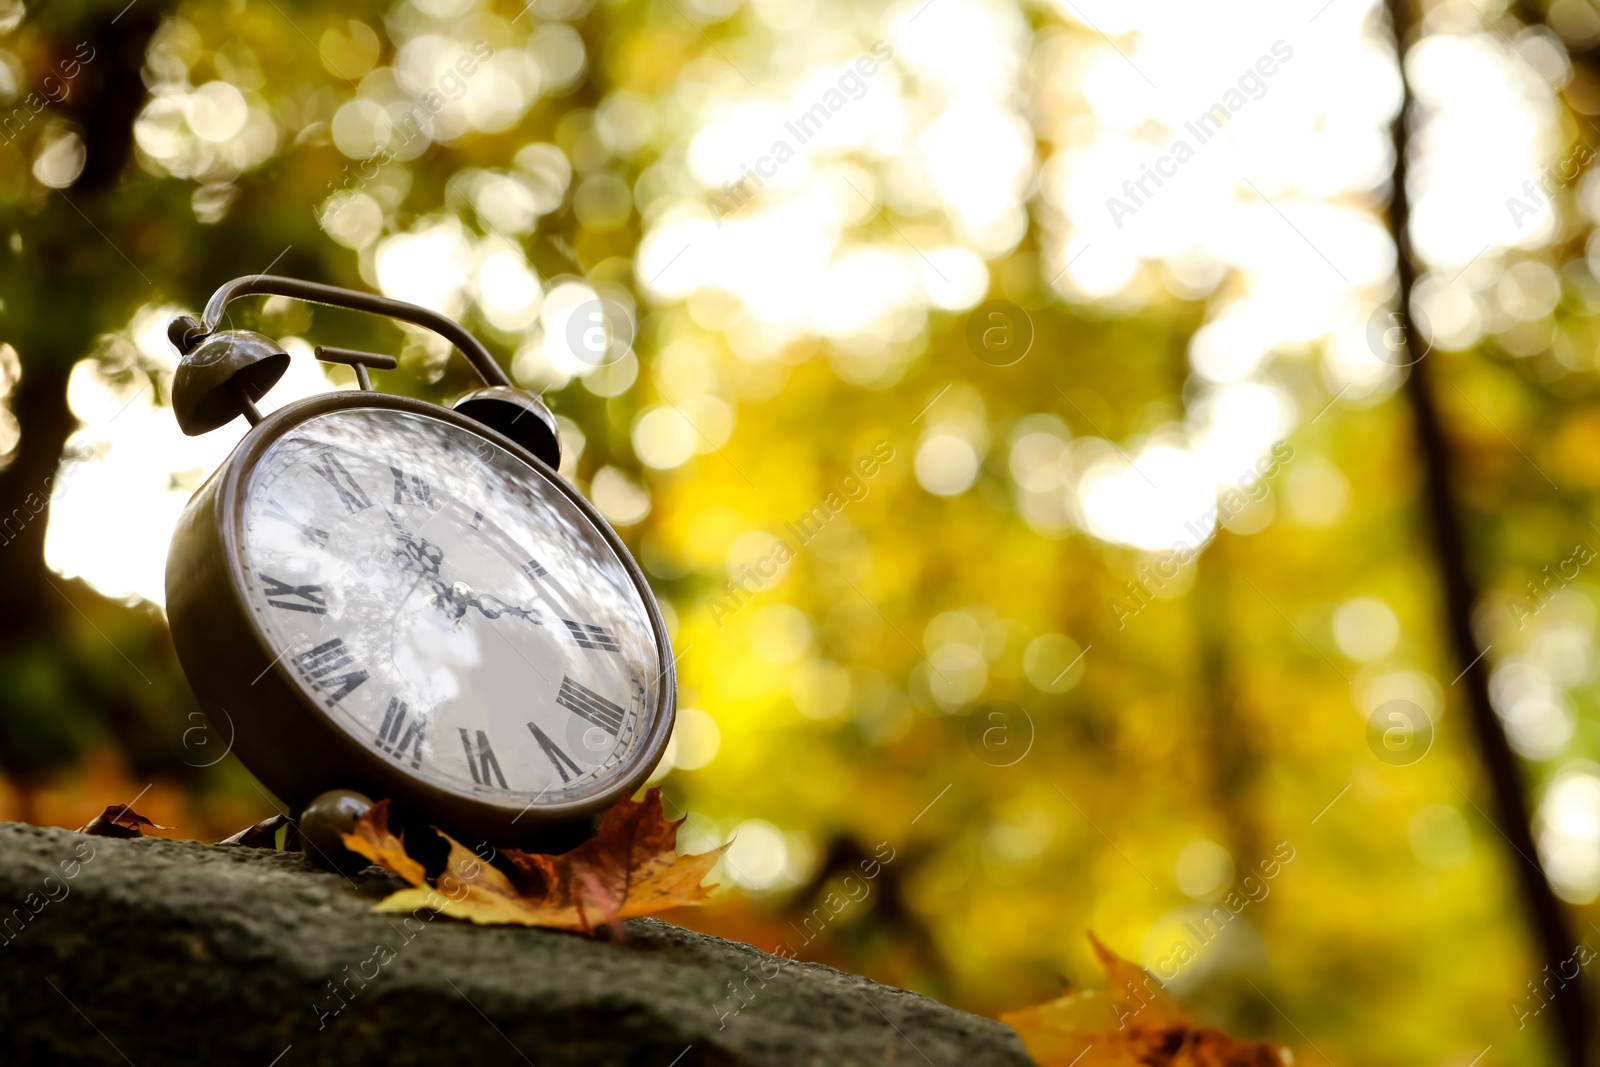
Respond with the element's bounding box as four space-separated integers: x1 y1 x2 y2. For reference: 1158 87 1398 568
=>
298 789 375 875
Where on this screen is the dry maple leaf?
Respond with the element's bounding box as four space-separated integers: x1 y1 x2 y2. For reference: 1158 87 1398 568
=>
78 805 170 838
339 798 427 884
1000 934 1289 1067
342 788 727 933
220 814 294 850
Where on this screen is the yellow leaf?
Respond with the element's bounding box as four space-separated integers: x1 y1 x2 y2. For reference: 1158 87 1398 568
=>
1088 931 1188 1029
1000 934 1288 1067
344 788 728 933
339 798 426 885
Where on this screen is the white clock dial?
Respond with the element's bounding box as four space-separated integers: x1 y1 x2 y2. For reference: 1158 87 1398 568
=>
235 407 663 808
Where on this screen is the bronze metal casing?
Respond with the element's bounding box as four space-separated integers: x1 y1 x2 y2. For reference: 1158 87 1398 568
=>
165 390 676 849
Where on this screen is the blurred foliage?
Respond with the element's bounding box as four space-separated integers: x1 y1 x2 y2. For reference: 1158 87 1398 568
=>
6 1 1600 1066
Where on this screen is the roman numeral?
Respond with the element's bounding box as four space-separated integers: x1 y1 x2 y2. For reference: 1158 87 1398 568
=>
521 558 547 580
390 466 434 508
527 722 583 783
375 697 425 769
309 452 373 514
261 575 327 614
556 676 625 736
562 619 620 652
295 638 368 706
458 728 508 789
264 499 329 547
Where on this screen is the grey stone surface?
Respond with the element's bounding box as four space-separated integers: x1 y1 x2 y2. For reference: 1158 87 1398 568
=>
0 822 1032 1066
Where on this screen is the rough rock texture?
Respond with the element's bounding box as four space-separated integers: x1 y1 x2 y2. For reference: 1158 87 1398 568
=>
0 823 1031 1066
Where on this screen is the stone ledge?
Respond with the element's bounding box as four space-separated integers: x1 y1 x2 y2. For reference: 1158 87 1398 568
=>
0 823 1030 1066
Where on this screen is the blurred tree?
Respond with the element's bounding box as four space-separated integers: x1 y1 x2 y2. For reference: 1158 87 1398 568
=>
1385 0 1586 1061
7 2 1600 1065
0 1 174 807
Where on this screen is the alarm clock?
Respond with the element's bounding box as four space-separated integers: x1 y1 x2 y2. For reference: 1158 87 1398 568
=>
164 275 674 849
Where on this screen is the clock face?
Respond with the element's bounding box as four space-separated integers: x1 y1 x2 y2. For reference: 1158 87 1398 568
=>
233 406 666 812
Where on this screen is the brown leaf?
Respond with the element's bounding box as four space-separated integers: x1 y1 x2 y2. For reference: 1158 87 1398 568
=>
342 788 728 933
219 815 290 849
339 799 426 884
78 805 170 838
1000 934 1288 1067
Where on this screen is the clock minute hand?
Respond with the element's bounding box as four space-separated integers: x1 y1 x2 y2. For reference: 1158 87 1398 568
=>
382 512 455 601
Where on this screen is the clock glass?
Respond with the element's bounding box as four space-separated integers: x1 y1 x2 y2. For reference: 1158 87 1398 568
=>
234 406 663 809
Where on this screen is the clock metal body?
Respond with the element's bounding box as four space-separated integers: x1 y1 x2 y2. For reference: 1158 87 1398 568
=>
164 277 674 849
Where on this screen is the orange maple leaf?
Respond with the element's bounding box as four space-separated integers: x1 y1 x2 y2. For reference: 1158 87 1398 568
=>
340 798 427 884
1000 934 1288 1067
341 788 728 933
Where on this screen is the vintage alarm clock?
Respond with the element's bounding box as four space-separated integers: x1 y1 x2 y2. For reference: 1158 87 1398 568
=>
164 275 674 849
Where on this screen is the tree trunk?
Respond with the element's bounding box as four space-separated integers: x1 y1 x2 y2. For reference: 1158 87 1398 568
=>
0 362 71 642
1383 1 1590 1063
1191 541 1265 881
0 8 163 646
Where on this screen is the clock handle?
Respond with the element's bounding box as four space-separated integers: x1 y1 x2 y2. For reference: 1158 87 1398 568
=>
165 276 562 469
168 274 511 388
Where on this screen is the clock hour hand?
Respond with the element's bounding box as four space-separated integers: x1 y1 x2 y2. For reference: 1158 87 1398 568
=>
455 591 623 654
463 590 539 623
465 591 624 652
427 581 541 625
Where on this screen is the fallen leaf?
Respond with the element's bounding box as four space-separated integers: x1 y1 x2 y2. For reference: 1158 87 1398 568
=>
339 799 426 884
1000 934 1288 1067
220 814 291 849
342 788 727 933
1086 931 1189 1031
78 805 170 838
